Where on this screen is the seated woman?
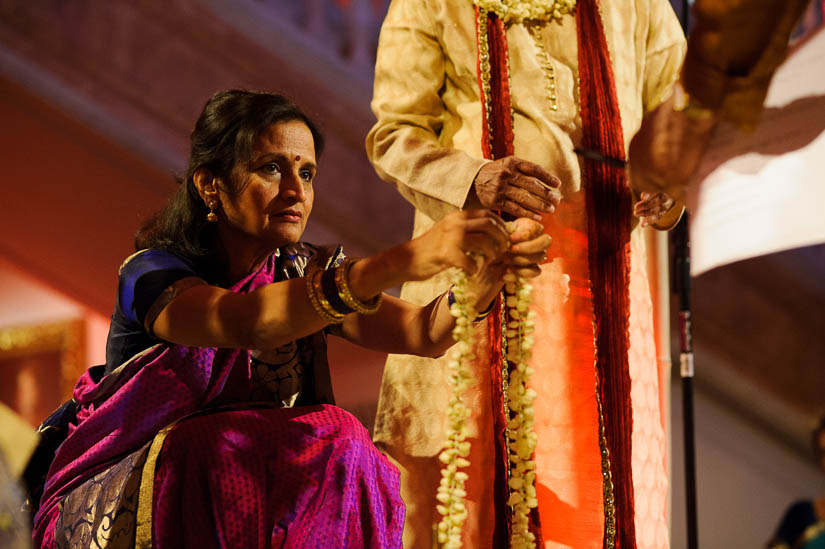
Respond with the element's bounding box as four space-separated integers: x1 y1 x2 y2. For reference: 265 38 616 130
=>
31 90 550 548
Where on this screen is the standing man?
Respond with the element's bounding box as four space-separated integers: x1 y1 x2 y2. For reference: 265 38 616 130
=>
367 1 684 547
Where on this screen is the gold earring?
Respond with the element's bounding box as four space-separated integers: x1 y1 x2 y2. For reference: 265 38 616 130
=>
206 200 218 222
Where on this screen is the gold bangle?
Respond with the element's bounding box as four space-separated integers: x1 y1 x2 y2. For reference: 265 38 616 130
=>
674 82 715 121
306 266 344 324
313 267 345 322
334 258 382 315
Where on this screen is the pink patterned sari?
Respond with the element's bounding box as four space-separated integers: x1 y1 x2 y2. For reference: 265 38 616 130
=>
32 246 404 548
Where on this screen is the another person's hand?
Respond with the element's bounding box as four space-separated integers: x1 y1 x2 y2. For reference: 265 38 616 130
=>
472 157 562 220
633 191 675 228
628 86 716 202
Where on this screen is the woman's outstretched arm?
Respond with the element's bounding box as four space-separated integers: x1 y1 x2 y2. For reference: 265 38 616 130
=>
150 210 519 351
336 217 550 357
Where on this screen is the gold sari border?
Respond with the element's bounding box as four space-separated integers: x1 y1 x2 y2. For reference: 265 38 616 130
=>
135 421 179 548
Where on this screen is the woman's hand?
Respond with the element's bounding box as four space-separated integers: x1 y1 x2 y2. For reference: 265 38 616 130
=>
344 210 511 304
340 216 551 358
504 218 551 278
633 191 675 228
470 217 551 310
402 210 512 281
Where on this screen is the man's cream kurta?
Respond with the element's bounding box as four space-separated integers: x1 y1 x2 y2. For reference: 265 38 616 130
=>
367 1 685 547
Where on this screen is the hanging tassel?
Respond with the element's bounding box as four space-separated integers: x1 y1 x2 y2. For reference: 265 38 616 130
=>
576 1 636 548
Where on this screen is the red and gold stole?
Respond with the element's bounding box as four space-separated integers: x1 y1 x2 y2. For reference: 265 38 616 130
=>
474 2 636 547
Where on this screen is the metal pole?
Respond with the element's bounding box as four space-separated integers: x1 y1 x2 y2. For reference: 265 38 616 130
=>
669 5 699 546
673 213 698 549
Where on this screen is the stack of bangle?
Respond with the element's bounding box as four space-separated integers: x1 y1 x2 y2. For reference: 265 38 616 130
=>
335 258 382 314
447 285 496 323
306 267 345 323
306 258 383 324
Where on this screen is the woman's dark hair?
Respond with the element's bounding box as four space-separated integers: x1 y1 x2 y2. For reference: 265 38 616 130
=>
135 90 324 281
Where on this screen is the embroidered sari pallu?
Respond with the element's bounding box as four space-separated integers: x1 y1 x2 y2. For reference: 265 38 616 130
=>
32 250 404 548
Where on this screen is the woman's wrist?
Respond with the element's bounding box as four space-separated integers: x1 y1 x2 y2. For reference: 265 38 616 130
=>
346 244 411 303
305 259 383 323
334 259 382 314
477 279 506 317
447 285 497 323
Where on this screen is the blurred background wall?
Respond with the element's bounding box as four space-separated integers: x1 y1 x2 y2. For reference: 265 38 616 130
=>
0 1 822 546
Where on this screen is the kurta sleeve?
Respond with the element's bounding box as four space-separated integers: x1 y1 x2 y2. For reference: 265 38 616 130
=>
642 0 687 113
635 0 687 228
366 0 488 221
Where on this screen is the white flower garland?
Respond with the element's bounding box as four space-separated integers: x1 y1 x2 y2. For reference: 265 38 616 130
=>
474 0 576 23
436 231 540 548
436 270 477 549
503 272 539 548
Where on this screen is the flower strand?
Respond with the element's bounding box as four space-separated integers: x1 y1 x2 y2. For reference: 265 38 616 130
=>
436 270 477 549
436 228 541 548
503 271 539 548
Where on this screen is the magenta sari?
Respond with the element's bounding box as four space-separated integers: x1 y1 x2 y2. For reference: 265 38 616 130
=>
32 246 404 548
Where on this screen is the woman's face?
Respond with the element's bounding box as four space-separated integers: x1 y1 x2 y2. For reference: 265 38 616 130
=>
219 120 316 250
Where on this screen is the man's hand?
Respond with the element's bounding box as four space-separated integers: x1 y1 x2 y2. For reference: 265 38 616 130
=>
633 192 675 228
472 156 562 220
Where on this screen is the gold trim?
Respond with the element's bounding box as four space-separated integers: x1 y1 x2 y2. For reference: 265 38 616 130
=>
593 326 617 549
477 7 496 159
503 19 517 141
116 403 280 547
54 446 147 548
472 0 576 24
500 291 513 500
135 421 178 548
673 81 716 121
0 319 86 400
118 249 148 275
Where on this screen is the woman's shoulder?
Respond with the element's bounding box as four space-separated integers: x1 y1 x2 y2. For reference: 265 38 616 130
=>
115 249 203 321
118 249 197 277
